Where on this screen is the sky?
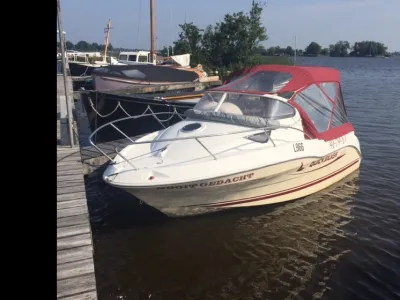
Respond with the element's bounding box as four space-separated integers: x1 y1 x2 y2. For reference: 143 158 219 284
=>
59 0 400 51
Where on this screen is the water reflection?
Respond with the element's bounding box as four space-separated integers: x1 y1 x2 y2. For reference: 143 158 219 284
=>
86 167 360 300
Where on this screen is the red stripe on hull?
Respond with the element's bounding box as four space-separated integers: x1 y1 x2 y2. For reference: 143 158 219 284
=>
201 159 360 208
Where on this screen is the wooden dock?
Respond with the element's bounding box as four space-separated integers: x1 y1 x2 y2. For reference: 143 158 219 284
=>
57 73 98 299
80 137 133 175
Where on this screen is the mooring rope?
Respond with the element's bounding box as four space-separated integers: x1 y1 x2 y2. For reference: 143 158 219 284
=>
79 66 90 77
88 96 183 123
88 96 120 118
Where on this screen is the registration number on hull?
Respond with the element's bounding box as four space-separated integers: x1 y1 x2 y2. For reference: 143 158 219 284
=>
329 136 347 149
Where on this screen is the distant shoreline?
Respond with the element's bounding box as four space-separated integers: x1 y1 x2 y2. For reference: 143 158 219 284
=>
265 55 394 58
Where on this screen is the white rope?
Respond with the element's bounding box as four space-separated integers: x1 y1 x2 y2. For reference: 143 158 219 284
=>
79 66 90 77
150 106 179 122
89 95 185 124
117 102 133 117
119 103 151 118
177 111 185 120
88 96 119 118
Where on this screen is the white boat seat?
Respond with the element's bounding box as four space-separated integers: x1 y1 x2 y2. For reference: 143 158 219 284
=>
195 100 218 112
219 102 243 115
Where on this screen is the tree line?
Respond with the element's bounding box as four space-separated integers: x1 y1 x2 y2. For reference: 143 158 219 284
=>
299 40 390 57
258 40 391 57
57 40 114 52
58 39 395 58
56 40 145 53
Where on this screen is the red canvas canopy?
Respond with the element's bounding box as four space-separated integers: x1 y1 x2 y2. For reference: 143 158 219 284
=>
217 64 340 94
213 65 354 141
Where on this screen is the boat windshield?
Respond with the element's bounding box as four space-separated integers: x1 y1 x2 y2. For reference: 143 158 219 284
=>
193 91 295 120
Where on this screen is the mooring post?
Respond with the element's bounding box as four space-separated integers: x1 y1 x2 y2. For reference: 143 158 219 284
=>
57 0 74 147
150 0 156 64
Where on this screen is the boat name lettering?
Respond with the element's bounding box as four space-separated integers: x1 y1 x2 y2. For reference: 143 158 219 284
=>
157 173 255 190
292 142 304 152
309 151 338 167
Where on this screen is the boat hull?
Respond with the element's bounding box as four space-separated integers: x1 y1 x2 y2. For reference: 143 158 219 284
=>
92 74 191 91
117 146 361 217
69 62 98 77
91 64 200 91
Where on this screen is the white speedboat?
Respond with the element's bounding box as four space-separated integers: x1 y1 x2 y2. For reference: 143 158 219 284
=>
91 65 362 217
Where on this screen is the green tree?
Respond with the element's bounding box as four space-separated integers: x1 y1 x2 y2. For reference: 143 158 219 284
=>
173 22 204 65
320 48 329 56
266 47 277 56
304 42 322 56
255 45 268 56
265 46 296 56
329 41 350 57
170 0 269 69
349 41 387 56
285 46 294 56
75 40 90 51
247 1 268 55
91 42 100 51
65 41 74 50
200 25 218 65
160 46 174 57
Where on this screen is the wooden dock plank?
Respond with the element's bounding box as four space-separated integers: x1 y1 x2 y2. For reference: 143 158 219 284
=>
57 165 84 172
57 156 82 163
57 156 82 162
57 274 97 298
57 233 93 251
57 144 78 150
57 153 81 158
58 180 85 188
57 148 81 154
58 160 82 167
58 245 94 264
57 159 80 165
57 214 89 228
57 191 87 202
59 291 98 300
57 174 84 181
57 168 85 176
57 199 88 210
57 158 81 162
57 205 88 218
57 258 95 280
57 224 91 238
58 185 86 195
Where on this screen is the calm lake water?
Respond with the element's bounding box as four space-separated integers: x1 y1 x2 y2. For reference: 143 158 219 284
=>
85 56 400 300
